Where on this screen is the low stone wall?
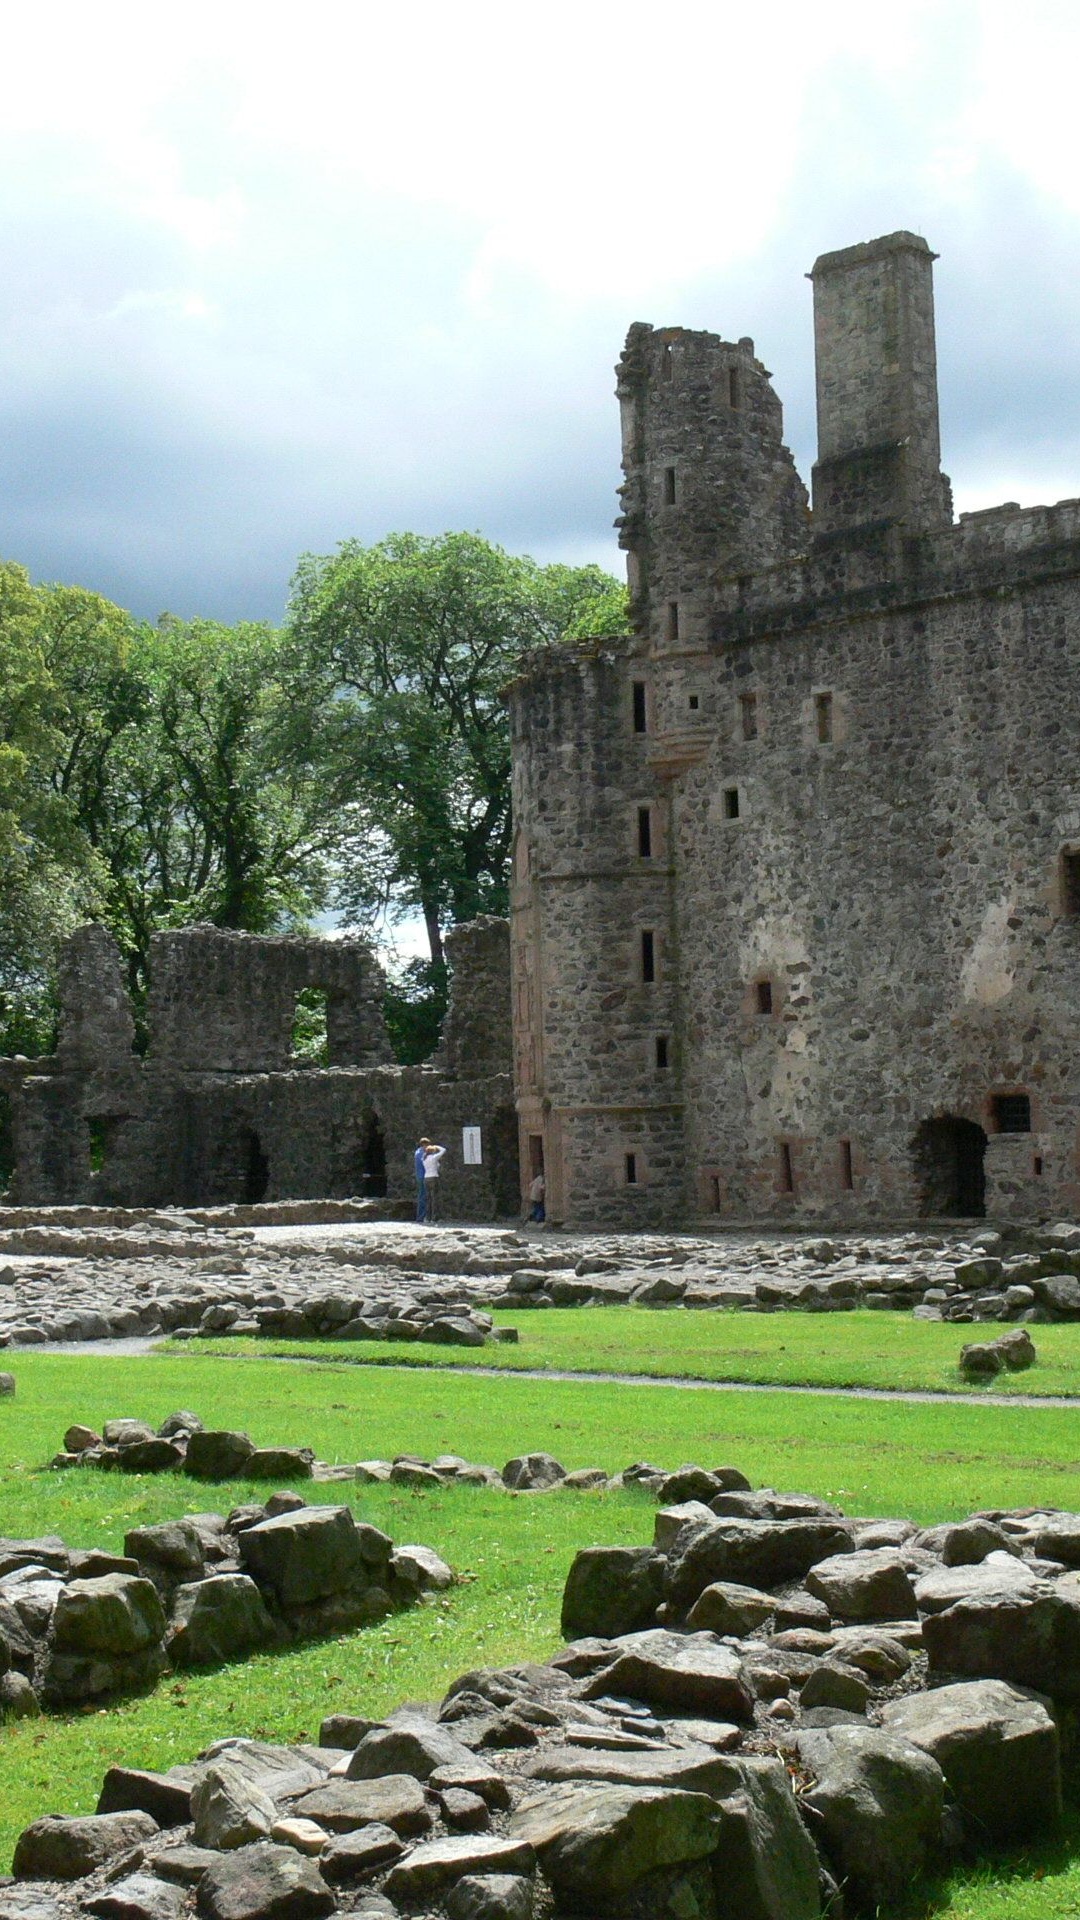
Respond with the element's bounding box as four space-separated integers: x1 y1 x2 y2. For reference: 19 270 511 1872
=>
8 1465 1080 1917
2 1426 451 1719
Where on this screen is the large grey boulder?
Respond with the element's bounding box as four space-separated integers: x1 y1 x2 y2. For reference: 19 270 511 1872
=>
291 1774 432 1836
124 1521 207 1589
560 1546 665 1638
384 1835 537 1904
914 1558 1037 1614
581 1629 754 1720
805 1549 917 1622
666 1518 853 1612
346 1712 477 1781
510 1782 722 1908
13 1810 159 1879
184 1430 255 1481
50 1574 164 1656
97 1764 194 1826
195 1842 334 1919
923 1583 1080 1703
502 1453 566 1492
798 1725 945 1912
710 1754 821 1920
83 1873 184 1919
168 1574 278 1668
686 1580 775 1636
237 1504 367 1605
190 1762 274 1849
883 1678 1061 1839
446 1875 534 1920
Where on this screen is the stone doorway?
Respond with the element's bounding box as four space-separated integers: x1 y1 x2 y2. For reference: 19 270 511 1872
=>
358 1112 387 1197
240 1128 270 1204
490 1105 521 1217
911 1115 987 1217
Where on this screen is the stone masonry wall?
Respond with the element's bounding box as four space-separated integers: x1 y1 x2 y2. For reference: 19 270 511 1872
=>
510 230 1080 1227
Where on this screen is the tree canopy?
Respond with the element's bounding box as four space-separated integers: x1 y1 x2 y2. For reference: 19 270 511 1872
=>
286 530 626 966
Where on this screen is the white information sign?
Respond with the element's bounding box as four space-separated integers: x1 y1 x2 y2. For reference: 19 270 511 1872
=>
462 1126 483 1166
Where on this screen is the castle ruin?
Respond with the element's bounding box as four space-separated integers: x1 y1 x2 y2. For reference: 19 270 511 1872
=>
509 232 1080 1227
0 917 517 1218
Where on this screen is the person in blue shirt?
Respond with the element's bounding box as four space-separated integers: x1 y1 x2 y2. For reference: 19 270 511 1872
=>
414 1138 430 1222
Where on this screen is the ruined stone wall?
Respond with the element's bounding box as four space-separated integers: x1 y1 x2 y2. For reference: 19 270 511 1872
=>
147 928 392 1072
2 921 516 1219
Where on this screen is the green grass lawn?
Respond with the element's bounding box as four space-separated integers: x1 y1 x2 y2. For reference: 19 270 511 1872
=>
1 1350 1080 1913
182 1304 1080 1395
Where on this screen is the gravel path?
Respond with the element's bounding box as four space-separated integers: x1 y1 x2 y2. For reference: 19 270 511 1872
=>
25 1335 1080 1409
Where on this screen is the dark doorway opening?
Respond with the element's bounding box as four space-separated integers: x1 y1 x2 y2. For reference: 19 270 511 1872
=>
241 1128 270 1203
911 1115 987 1217
491 1105 521 1217
528 1133 545 1178
0 1091 13 1194
358 1112 387 1197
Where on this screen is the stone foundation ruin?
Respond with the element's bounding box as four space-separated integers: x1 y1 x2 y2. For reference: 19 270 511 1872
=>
0 918 519 1222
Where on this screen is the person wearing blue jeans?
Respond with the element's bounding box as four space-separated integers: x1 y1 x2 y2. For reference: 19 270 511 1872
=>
414 1138 430 1222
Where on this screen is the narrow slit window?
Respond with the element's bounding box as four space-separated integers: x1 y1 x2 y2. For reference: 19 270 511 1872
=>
723 786 740 820
815 692 834 743
756 979 773 1015
1062 849 1080 914
710 1174 722 1212
992 1093 1031 1134
663 466 677 505
625 1152 638 1186
740 692 758 740
666 601 680 643
655 1035 669 1071
728 367 740 409
660 344 673 381
637 807 653 858
632 680 647 734
1034 1155 1044 1178
840 1138 854 1190
779 1141 795 1194
688 693 700 711
641 930 656 983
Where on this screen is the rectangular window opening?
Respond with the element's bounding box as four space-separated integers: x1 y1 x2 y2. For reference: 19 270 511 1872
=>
710 1174 722 1212
291 987 329 1064
663 466 677 505
632 680 647 734
840 1138 854 1190
666 601 680 643
1034 1155 1044 1178
86 1116 121 1174
641 930 656 983
755 979 773 1015
723 786 740 820
688 693 700 711
1062 849 1080 914
637 807 653 858
625 1152 638 1186
655 1035 669 1071
740 692 758 740
815 692 834 743
779 1141 795 1194
992 1093 1031 1134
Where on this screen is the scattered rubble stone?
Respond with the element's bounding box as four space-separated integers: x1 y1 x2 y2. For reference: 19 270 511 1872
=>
14 1466 1080 1915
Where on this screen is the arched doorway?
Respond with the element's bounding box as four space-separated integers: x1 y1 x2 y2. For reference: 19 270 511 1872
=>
911 1115 987 1217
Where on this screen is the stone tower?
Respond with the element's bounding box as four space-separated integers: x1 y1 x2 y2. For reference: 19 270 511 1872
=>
810 231 952 533
616 324 809 652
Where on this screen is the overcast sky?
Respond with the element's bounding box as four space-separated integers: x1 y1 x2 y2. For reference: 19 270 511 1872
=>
2 1 1079 625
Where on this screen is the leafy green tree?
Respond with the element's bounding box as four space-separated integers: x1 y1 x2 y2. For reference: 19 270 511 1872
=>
0 564 107 1054
286 531 622 967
